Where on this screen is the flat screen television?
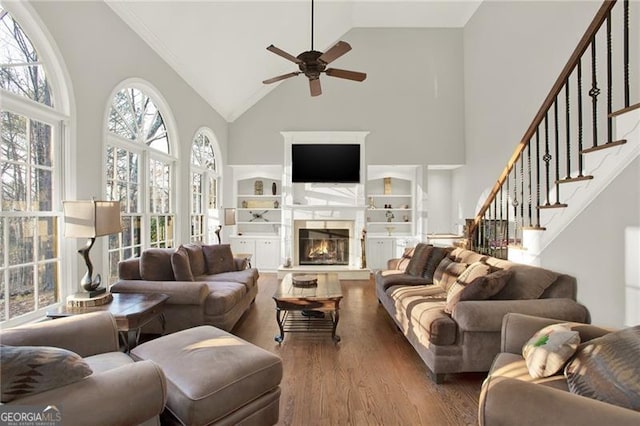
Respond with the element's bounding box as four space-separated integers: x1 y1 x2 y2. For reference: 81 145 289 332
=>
291 144 361 183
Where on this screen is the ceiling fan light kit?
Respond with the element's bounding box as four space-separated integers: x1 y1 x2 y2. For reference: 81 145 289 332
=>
262 0 367 96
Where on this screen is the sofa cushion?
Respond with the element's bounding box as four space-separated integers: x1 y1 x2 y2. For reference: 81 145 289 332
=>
522 323 580 379
396 246 415 271
202 244 236 275
183 243 206 276
140 248 175 281
444 262 492 314
171 245 194 281
493 264 557 300
403 300 457 346
445 268 512 314
196 268 259 290
488 352 569 391
404 243 433 277
433 257 468 291
376 272 431 292
423 246 452 281
203 281 247 315
565 326 640 411
1 345 93 402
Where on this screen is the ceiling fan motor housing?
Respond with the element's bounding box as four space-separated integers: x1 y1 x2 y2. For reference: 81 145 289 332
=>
297 50 326 79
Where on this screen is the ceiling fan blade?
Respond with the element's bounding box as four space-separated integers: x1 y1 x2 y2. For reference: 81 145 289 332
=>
318 41 351 64
266 45 302 64
262 72 301 84
325 68 367 82
309 78 322 97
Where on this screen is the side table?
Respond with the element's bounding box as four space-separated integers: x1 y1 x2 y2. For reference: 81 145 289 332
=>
47 292 168 351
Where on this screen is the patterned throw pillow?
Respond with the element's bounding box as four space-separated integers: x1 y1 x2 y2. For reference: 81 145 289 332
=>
565 326 640 410
444 269 513 314
396 247 416 271
1 345 93 402
404 244 433 277
171 245 194 281
202 244 236 275
444 262 492 313
422 246 452 282
522 323 580 379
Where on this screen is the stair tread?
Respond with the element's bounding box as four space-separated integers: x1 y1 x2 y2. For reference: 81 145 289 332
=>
522 225 547 231
537 203 568 209
557 175 594 184
581 139 627 154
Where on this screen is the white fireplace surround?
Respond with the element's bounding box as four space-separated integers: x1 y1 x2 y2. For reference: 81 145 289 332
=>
294 220 354 267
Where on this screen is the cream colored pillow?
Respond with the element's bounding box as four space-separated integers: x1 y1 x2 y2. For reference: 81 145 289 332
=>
522 323 580 379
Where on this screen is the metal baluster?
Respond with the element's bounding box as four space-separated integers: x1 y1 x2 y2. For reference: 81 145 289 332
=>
606 11 613 143
624 0 630 108
511 166 518 245
520 153 525 226
554 99 561 204
565 79 571 179
577 59 585 176
506 167 510 247
535 130 541 227
493 196 498 257
589 37 600 148
527 143 532 227
543 113 551 205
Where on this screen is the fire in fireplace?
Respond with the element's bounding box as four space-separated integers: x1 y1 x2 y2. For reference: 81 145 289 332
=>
298 228 349 265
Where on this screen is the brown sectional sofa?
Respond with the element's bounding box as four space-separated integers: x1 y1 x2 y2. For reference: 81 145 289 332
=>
110 243 258 333
375 244 590 383
479 313 640 425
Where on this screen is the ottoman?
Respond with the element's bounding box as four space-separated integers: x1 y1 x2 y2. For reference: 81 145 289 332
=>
131 326 283 425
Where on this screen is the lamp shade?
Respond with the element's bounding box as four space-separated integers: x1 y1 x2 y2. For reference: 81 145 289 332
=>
63 200 122 238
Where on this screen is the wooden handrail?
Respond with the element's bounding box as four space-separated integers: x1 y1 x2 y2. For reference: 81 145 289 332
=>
470 0 617 234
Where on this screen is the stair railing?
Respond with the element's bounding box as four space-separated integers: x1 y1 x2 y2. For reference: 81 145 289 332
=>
467 0 637 258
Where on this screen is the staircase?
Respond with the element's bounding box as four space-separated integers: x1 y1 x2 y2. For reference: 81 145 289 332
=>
467 0 639 262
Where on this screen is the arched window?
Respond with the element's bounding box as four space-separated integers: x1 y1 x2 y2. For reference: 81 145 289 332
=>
105 85 176 284
190 129 221 243
0 4 68 324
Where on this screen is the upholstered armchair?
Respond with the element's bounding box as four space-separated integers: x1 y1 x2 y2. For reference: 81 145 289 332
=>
0 312 167 426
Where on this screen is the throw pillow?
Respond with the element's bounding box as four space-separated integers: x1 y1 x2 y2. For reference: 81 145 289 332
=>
202 244 236 275
171 245 194 281
183 243 206 276
444 269 513 314
396 247 416 271
404 244 433 277
422 246 453 282
1 345 93 402
445 262 492 309
492 264 558 300
565 326 640 411
433 257 467 291
522 323 580 379
140 248 175 281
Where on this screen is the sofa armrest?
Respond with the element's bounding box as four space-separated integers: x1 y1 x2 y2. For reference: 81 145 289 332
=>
10 360 167 426
118 257 142 280
453 299 589 333
501 313 613 354
479 376 640 426
0 311 119 357
233 257 248 270
110 280 209 305
387 258 403 270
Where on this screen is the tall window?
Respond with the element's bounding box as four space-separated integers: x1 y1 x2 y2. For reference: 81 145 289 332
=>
190 130 219 243
0 5 64 323
106 86 175 284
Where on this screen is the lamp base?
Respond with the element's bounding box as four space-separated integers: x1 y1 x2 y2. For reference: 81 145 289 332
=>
84 286 107 298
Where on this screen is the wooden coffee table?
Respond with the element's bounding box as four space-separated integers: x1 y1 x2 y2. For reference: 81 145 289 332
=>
273 273 343 343
47 292 168 351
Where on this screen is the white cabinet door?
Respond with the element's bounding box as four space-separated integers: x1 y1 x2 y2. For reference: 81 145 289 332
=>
255 238 280 270
230 238 255 259
366 238 395 270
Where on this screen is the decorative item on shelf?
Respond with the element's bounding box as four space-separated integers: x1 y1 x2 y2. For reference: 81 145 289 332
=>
402 204 409 209
384 177 392 195
403 215 409 222
272 182 277 195
63 200 122 297
360 228 367 269
254 180 263 195
249 210 269 222
217 208 236 244
283 257 292 268
241 200 248 208
368 196 376 209
385 226 395 236
274 200 279 208
385 210 395 222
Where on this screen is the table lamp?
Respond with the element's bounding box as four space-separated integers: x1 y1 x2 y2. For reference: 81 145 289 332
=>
216 208 236 244
63 200 122 296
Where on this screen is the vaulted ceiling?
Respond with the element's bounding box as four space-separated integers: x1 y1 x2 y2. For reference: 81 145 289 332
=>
106 1 481 122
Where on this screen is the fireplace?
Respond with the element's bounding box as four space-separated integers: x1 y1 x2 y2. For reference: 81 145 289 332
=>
298 228 349 265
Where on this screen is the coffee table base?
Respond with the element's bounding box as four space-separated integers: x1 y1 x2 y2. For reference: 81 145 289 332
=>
275 309 340 343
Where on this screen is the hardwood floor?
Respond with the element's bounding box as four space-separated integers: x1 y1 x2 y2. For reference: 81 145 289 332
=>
233 273 484 426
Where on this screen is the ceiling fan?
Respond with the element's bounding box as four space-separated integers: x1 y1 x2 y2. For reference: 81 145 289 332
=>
262 0 367 97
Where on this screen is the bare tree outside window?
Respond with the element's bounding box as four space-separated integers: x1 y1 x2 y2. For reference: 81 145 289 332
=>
0 7 60 322
190 131 219 243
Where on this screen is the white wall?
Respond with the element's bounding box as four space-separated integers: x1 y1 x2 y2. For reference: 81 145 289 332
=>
30 1 229 277
229 27 465 167
427 169 454 234
541 158 639 327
